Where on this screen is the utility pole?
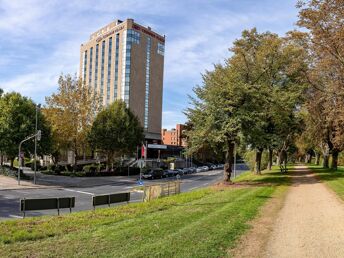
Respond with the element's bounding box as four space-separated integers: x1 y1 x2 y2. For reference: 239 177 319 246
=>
34 104 41 184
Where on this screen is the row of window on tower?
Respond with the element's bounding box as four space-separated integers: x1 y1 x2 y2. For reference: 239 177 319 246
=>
81 29 164 127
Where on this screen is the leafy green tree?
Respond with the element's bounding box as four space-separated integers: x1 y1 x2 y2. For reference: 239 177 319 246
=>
229 29 306 173
186 63 262 182
44 74 101 164
88 100 144 171
0 92 53 168
295 0 344 169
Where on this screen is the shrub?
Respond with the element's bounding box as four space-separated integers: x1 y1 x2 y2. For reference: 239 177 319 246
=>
30 160 41 171
24 161 32 168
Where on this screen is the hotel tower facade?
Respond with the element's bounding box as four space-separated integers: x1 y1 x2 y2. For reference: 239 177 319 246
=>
80 18 165 141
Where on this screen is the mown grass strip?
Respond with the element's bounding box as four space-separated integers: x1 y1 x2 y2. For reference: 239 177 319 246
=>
0 166 289 258
308 165 344 200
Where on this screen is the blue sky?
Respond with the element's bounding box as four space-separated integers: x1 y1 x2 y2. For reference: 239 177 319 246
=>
0 0 299 129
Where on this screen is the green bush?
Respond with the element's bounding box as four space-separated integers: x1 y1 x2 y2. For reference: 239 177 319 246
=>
24 161 32 168
83 164 98 173
243 150 269 171
30 160 41 171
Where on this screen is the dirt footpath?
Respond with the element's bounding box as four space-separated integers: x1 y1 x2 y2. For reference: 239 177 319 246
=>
263 165 344 258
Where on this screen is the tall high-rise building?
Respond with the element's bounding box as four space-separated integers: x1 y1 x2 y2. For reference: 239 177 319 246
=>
80 18 165 142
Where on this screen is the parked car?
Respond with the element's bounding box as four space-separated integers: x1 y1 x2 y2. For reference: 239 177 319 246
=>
196 167 203 173
142 168 164 180
163 170 171 178
182 168 191 174
189 167 197 173
202 166 209 172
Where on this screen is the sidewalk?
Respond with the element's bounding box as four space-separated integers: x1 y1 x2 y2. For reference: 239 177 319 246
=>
0 175 56 190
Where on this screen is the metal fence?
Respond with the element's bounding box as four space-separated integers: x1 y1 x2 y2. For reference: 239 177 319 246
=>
20 197 75 217
92 192 130 209
143 181 181 202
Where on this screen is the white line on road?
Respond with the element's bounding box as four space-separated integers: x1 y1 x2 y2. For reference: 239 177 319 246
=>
63 189 94 195
9 214 23 218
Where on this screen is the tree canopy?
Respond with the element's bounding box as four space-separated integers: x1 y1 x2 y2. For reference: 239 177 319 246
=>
0 92 53 167
44 74 101 163
88 100 144 170
186 29 307 181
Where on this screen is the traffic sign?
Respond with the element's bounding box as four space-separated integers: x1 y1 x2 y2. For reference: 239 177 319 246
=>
37 130 41 141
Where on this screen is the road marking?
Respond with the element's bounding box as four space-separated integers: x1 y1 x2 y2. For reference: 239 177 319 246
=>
63 189 94 195
1 196 14 199
9 214 23 218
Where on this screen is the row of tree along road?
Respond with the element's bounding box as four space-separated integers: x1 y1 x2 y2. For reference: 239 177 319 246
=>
184 0 344 181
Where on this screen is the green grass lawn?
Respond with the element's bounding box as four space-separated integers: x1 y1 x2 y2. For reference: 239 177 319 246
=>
308 165 344 200
0 167 289 258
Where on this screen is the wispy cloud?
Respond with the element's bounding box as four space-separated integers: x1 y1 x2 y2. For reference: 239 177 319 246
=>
0 0 299 127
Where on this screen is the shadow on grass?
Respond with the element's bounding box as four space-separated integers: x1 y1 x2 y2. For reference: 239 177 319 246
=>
176 195 273 207
235 171 291 187
235 165 342 187
308 166 344 183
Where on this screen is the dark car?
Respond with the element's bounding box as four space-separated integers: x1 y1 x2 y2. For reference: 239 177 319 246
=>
142 168 164 180
163 170 174 178
175 169 184 176
182 168 190 174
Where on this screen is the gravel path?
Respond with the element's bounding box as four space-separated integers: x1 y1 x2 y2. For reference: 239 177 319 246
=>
264 165 344 258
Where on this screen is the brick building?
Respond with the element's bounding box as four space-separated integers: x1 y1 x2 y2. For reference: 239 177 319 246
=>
161 124 187 147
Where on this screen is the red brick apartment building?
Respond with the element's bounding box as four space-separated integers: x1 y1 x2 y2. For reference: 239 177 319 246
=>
161 124 187 147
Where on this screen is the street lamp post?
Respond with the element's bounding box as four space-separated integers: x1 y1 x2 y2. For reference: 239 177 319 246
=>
18 131 40 185
34 104 41 184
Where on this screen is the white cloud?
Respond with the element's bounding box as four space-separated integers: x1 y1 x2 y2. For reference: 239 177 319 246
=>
0 0 299 127
162 110 186 130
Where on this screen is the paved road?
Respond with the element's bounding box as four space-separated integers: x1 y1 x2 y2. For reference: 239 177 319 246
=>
0 164 248 219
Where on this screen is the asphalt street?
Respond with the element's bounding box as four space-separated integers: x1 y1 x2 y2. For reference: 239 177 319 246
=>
0 164 248 219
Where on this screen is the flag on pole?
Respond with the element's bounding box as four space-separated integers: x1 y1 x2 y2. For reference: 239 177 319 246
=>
141 144 145 158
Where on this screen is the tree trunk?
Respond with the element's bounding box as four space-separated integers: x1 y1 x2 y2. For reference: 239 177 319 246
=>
255 148 263 175
276 154 280 166
223 141 234 182
267 148 273 171
10 158 14 169
307 153 312 163
331 150 339 170
106 152 112 172
323 154 329 168
315 152 320 165
83 144 86 161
